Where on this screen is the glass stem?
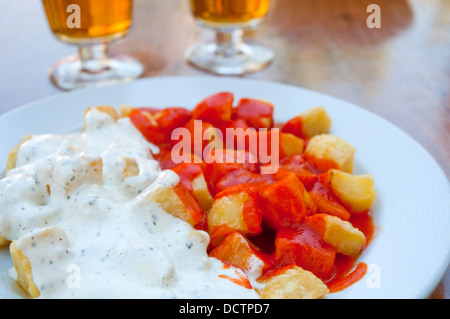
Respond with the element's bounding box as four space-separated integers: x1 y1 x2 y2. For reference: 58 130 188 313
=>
78 43 111 74
215 29 244 58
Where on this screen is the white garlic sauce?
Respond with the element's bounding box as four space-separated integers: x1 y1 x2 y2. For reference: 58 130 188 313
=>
0 109 260 299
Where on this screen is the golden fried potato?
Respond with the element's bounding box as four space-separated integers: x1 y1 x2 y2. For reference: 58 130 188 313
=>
10 240 40 298
301 106 332 138
305 134 356 173
256 265 329 299
0 235 10 247
208 191 250 233
190 173 214 211
280 133 304 157
209 231 268 277
10 226 73 298
119 105 135 118
207 184 262 247
145 178 204 227
324 215 366 256
83 106 119 131
122 157 140 180
329 169 376 213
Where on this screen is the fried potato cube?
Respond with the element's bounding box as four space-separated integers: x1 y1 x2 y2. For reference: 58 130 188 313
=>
182 119 224 159
95 106 119 121
10 226 72 298
305 134 356 173
209 231 269 278
275 225 336 279
280 133 304 157
119 105 134 117
5 135 32 174
153 107 192 141
261 173 315 230
10 240 40 298
128 108 167 146
146 177 205 228
171 163 214 211
300 107 332 138
220 118 251 148
192 92 234 126
207 184 263 247
256 265 329 299
0 235 10 247
306 214 366 256
282 107 332 139
329 169 376 213
258 131 304 159
122 157 140 180
236 98 274 129
204 149 259 183
130 107 192 146
191 173 214 212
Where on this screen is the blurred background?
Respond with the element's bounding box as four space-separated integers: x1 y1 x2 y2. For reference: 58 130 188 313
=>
0 0 448 298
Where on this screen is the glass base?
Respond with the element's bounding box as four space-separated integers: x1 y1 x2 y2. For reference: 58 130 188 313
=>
49 53 144 90
185 42 274 75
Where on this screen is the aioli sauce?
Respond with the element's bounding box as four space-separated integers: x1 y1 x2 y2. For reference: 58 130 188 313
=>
0 109 260 299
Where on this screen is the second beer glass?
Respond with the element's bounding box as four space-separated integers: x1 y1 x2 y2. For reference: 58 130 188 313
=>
186 0 274 75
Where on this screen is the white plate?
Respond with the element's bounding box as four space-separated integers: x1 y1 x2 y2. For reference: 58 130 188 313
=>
0 76 449 299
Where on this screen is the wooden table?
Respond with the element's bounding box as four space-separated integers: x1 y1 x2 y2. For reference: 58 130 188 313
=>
0 0 448 298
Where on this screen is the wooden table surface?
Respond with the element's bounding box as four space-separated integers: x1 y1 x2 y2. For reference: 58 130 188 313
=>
0 0 448 298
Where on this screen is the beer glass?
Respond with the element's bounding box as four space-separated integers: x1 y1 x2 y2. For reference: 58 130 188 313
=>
42 0 143 90
186 0 274 75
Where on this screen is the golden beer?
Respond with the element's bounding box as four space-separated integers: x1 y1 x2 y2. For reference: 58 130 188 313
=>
186 0 273 75
190 0 270 27
41 0 142 90
42 0 133 44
